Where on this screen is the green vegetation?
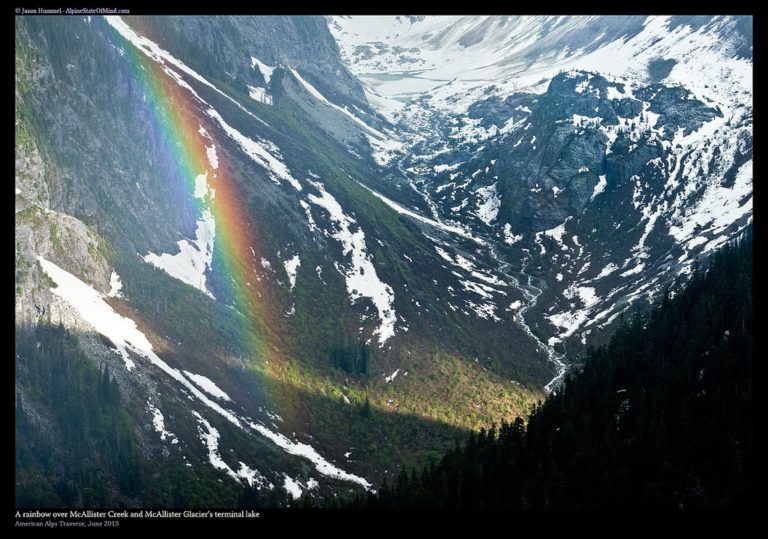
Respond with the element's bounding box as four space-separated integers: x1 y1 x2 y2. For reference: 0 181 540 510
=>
350 228 753 508
15 323 293 508
16 324 142 507
239 348 539 484
16 206 47 241
329 341 372 376
48 222 64 256
117 254 251 359
15 32 41 153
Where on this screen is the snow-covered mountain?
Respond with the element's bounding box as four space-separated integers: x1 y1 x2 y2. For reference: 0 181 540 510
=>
15 15 751 507
328 14 753 359
329 15 751 117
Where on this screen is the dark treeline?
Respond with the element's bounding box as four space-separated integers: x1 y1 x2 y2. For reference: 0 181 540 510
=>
340 227 752 509
15 323 143 507
14 323 271 508
329 340 372 376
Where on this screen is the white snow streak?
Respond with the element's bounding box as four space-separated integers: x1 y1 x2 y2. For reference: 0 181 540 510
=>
385 369 400 383
205 108 302 191
590 174 607 202
40 258 370 490
183 370 232 402
308 181 397 345
107 271 124 298
251 56 275 84
246 418 372 489
357 182 487 246
206 145 219 170
193 411 246 483
148 400 178 444
39 257 137 371
283 255 301 290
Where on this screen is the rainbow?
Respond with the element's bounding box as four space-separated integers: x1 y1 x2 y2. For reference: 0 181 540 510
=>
106 16 284 370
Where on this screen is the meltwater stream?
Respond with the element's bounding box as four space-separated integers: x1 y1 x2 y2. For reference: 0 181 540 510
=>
395 153 569 394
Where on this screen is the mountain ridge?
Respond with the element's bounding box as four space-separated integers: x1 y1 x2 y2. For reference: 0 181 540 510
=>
15 14 752 506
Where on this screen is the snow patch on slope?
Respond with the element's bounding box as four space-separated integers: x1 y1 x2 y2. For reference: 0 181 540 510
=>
248 85 273 105
39 256 138 371
385 369 400 383
144 206 216 298
547 284 600 340
307 180 397 345
206 144 219 171
107 271 124 298
183 371 232 402
590 174 608 202
474 184 500 225
144 170 215 298
40 257 371 490
147 400 178 444
503 223 522 245
283 475 303 500
595 263 619 279
251 56 275 84
283 255 301 290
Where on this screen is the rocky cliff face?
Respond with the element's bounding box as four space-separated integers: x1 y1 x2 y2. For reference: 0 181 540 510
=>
133 16 369 111
15 15 752 506
413 69 751 354
331 15 752 356
492 73 719 232
15 72 113 330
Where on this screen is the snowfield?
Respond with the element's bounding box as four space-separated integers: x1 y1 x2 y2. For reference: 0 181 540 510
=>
144 210 216 298
143 172 216 298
